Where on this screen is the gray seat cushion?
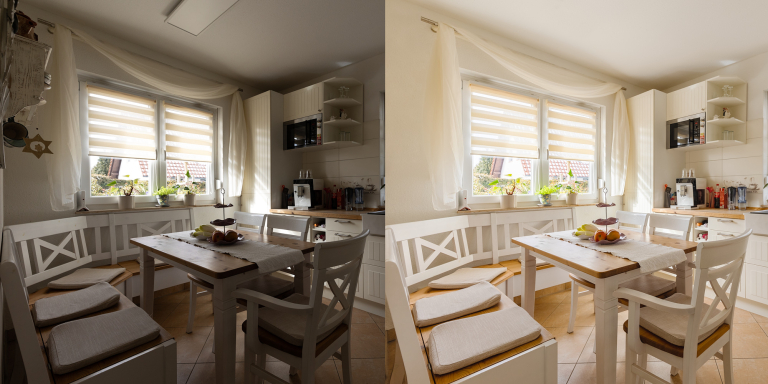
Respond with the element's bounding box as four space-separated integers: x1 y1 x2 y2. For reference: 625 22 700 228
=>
258 293 339 346
33 282 120 327
637 293 721 346
619 275 676 297
413 281 501 327
239 275 294 297
428 267 507 289
427 306 542 375
47 306 160 375
48 267 126 289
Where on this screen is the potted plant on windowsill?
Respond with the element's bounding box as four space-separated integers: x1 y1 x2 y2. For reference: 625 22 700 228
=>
107 175 141 210
180 170 198 206
153 186 178 207
536 184 561 206
489 175 521 209
563 169 579 205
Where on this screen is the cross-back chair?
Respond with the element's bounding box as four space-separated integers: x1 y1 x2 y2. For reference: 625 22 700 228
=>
616 229 751 384
234 211 267 233
264 214 311 241
234 230 369 384
648 213 693 240
617 210 649 233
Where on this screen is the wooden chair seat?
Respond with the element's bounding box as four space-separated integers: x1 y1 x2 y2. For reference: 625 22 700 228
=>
569 273 676 306
27 264 133 308
241 320 348 358
622 320 729 358
187 273 294 307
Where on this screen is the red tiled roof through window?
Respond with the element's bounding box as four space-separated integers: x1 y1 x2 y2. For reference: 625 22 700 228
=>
137 160 207 179
520 159 589 179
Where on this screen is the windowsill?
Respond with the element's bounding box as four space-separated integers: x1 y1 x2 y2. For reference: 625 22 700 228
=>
457 201 599 215
75 203 220 215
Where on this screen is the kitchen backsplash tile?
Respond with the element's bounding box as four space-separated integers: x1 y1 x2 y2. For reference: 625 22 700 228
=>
339 139 380 160
747 118 764 139
303 149 339 164
723 156 762 176
722 138 762 159
339 157 380 177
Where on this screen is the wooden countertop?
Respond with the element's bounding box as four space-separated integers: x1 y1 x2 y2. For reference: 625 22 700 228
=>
269 208 379 220
651 207 764 220
457 203 595 215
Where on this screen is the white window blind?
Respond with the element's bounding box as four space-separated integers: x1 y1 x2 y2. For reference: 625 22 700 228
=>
164 103 213 163
87 85 157 160
469 83 540 159
547 102 596 161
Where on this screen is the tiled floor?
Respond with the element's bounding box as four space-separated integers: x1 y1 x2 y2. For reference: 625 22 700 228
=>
386 288 768 384
153 289 386 384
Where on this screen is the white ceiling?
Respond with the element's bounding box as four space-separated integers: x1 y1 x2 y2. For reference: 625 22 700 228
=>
24 0 384 91
410 0 768 90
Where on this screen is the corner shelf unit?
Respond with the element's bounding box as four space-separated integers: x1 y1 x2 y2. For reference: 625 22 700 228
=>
321 77 363 147
704 76 746 147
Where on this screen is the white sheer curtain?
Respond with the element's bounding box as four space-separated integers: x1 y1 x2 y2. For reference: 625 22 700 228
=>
432 23 630 202
42 25 81 210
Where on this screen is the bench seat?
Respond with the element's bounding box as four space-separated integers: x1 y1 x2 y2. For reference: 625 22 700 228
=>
27 264 133 308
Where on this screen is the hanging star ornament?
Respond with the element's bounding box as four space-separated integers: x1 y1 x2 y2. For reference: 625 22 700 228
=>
22 134 53 159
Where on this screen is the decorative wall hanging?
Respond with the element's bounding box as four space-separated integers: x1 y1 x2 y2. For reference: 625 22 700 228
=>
22 133 52 158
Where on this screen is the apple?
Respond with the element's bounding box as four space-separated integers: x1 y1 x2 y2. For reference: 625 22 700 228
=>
606 229 621 241
211 230 225 243
224 230 238 242
594 230 607 242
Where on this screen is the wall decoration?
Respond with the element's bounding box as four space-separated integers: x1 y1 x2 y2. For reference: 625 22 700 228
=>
22 133 52 158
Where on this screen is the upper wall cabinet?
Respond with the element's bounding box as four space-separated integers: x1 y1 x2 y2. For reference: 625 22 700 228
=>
283 83 323 122
666 81 706 121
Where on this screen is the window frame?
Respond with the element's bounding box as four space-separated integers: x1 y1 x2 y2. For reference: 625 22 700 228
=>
79 75 219 206
462 74 601 205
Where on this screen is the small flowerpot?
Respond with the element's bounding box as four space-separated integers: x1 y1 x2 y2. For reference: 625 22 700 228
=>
500 194 518 209
117 195 135 210
538 194 552 206
156 195 170 207
565 193 578 205
183 193 196 206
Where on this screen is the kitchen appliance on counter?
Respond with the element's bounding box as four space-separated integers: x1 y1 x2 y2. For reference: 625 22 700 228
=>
675 177 706 209
289 178 324 210
738 185 747 210
667 112 706 149
727 186 741 210
283 113 322 150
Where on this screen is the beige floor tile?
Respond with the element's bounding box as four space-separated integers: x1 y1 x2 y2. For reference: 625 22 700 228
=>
265 359 342 384
351 307 376 324
177 363 195 384
716 357 768 383
186 362 244 384
334 358 385 384
579 325 626 363
567 362 626 384
370 313 385 324
545 327 592 364
730 323 768 358
752 312 768 323
183 291 212 305
166 327 212 364
156 291 188 306
558 364 575 384
537 290 571 305
386 340 397 384
732 306 757 324
534 303 560 324
159 301 215 328
351 323 386 359
541 300 595 328
645 360 722 384
759 322 768 336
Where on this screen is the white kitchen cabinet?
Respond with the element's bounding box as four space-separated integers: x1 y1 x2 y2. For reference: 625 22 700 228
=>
666 81 706 121
322 218 383 305
746 263 768 305
365 235 385 267
283 83 322 122
363 264 385 304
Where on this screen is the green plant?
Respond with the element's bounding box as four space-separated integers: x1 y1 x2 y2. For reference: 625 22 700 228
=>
178 170 199 195
106 175 142 196
488 175 522 195
153 186 179 196
536 184 561 195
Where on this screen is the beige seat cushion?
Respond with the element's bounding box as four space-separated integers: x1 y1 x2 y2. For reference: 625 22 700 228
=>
428 267 507 289
413 281 501 327
427 306 542 375
619 275 676 297
257 293 339 346
47 306 160 375
48 267 127 289
33 282 120 327
637 293 721 347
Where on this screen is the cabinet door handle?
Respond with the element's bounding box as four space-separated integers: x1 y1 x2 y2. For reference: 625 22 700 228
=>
717 219 734 223
334 220 352 224
335 233 353 238
720 233 735 237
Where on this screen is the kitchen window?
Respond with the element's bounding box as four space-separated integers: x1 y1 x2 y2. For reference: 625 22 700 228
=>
463 78 599 204
80 80 217 204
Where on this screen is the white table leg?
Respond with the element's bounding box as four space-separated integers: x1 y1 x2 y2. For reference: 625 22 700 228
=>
140 248 155 317
521 248 536 316
212 278 237 384
676 251 694 296
593 277 619 384
294 253 311 296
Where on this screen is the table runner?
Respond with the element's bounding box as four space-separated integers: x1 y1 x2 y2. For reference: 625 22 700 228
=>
545 230 687 273
162 232 305 274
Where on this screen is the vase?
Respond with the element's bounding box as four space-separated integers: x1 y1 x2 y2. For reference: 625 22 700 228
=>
156 195 170 207
500 194 517 209
183 194 196 206
538 194 551 206
565 193 578 205
117 195 135 210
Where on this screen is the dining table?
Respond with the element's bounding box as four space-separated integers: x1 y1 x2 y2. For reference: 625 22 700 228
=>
131 231 316 384
511 231 698 384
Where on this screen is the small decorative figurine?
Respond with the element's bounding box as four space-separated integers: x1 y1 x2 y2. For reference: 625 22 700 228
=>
22 133 52 159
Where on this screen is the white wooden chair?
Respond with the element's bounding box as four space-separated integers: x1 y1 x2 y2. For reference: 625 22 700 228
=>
264 214 311 241
616 229 751 384
385 228 557 383
0 228 177 383
617 210 649 233
234 230 369 384
648 213 693 240
235 211 267 233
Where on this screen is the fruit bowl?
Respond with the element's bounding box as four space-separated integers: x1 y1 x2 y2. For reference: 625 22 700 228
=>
207 233 244 245
588 233 627 245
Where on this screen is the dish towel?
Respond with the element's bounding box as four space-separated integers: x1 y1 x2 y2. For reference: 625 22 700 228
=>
545 230 687 273
162 232 305 274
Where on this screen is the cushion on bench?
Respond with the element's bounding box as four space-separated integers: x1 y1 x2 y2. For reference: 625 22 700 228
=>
413 281 501 327
47 306 160 375
33 282 120 327
426 306 542 375
48 267 127 289
428 267 507 289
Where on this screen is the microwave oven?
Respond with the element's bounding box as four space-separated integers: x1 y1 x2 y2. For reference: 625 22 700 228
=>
667 112 706 149
284 113 322 150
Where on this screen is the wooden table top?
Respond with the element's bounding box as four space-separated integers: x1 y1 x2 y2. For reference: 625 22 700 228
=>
130 231 315 279
511 231 698 279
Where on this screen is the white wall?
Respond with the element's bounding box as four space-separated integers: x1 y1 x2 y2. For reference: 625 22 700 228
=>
5 4 259 226
385 0 645 225
280 54 385 209
664 53 768 207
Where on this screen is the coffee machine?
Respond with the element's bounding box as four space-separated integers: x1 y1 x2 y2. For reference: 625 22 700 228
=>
290 178 324 210
675 178 706 209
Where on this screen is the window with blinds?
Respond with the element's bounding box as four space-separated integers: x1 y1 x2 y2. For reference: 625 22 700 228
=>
87 85 157 160
469 83 540 159
164 104 214 163
546 102 596 162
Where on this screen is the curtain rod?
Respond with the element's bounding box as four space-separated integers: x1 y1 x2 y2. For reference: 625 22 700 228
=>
420 16 627 91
